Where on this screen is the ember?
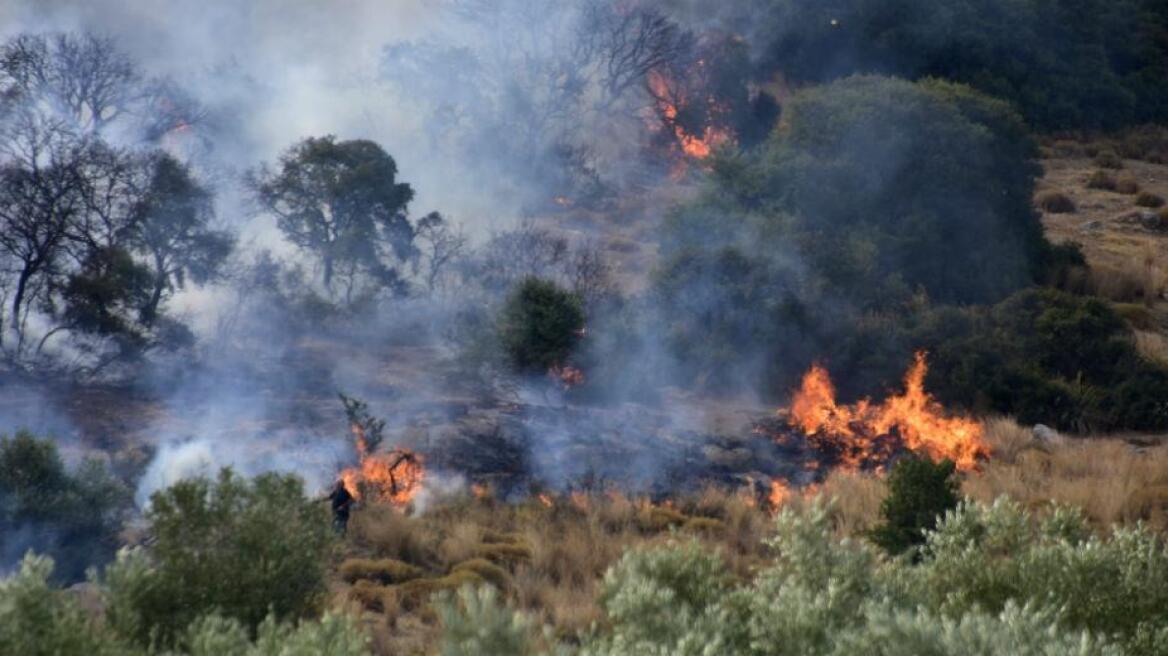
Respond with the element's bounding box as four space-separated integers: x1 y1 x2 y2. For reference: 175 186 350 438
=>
549 364 586 390
339 423 424 506
786 352 988 472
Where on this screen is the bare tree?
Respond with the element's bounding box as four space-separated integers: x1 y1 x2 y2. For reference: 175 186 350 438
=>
413 212 467 294
0 33 141 134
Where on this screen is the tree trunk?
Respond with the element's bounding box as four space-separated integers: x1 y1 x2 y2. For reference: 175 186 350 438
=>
11 267 31 333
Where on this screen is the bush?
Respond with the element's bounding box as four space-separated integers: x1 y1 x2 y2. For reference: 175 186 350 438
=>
0 554 136 656
339 558 423 585
1035 190 1076 213
1087 170 1118 190
0 431 130 583
1116 174 1141 194
869 457 960 556
1137 192 1166 208
101 469 333 647
436 585 540 656
178 612 369 656
498 277 584 373
1094 150 1124 169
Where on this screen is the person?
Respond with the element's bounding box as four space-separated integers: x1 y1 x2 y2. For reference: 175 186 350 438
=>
328 479 355 535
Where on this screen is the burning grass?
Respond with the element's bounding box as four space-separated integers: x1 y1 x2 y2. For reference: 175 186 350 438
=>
329 419 1168 653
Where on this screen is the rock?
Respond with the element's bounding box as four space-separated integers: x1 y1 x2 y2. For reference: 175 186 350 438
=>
1032 424 1063 444
1139 210 1164 231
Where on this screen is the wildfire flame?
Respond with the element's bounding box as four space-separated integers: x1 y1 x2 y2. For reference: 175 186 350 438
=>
788 352 988 472
646 69 731 169
768 480 793 509
339 423 424 506
548 364 585 390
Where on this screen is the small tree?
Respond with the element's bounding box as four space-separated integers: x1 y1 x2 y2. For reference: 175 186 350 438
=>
102 469 332 647
498 277 584 373
869 456 960 556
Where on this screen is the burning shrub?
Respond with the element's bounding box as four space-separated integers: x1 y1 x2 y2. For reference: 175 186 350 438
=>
868 457 960 556
0 431 131 584
1035 190 1076 213
498 277 585 374
101 469 332 647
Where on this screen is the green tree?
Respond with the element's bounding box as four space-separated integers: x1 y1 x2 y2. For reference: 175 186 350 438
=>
102 469 332 647
131 153 233 327
250 136 418 299
0 431 130 583
498 277 584 373
869 457 960 556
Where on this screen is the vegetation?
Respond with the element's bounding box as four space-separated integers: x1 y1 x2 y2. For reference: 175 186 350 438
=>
869 457 960 556
757 0 1168 131
0 431 129 583
498 277 585 373
1036 190 1076 213
100 470 333 647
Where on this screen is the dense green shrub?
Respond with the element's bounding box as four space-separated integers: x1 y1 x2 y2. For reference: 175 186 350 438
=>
869 457 960 556
0 552 368 656
915 288 1168 431
755 0 1168 132
100 469 333 647
498 277 584 373
0 431 130 583
436 585 540 656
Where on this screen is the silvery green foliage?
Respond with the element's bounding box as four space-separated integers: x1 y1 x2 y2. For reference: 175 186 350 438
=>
0 553 139 656
176 611 369 656
579 498 1139 655
827 602 1120 656
891 497 1168 654
437 584 543 656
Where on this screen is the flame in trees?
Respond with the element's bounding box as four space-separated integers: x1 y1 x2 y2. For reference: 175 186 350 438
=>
339 423 424 506
788 352 988 472
549 364 586 390
646 67 731 169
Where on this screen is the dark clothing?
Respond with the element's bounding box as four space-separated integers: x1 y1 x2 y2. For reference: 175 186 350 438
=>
328 483 354 534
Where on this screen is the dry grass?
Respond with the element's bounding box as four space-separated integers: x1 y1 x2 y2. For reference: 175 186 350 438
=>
1035 190 1077 213
966 417 1168 529
335 418 1168 653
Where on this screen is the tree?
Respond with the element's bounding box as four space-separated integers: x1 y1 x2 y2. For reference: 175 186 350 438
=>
869 456 960 556
0 431 131 583
498 277 585 373
101 469 333 647
250 136 418 300
130 153 233 326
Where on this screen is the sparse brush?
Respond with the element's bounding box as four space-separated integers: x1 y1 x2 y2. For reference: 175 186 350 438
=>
1036 190 1076 213
1115 174 1141 194
1094 150 1124 169
1136 191 1166 208
339 558 423 584
1086 170 1118 190
452 558 513 590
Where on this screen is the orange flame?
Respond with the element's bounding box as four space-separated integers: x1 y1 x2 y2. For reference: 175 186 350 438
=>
768 480 793 509
548 364 585 390
788 352 988 472
339 423 424 505
646 69 731 168
537 493 554 508
471 483 490 499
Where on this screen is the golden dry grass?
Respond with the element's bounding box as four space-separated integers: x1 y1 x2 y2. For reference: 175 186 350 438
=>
334 418 1168 654
966 417 1168 528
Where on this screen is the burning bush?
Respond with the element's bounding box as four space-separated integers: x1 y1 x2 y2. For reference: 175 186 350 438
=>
498 277 585 374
